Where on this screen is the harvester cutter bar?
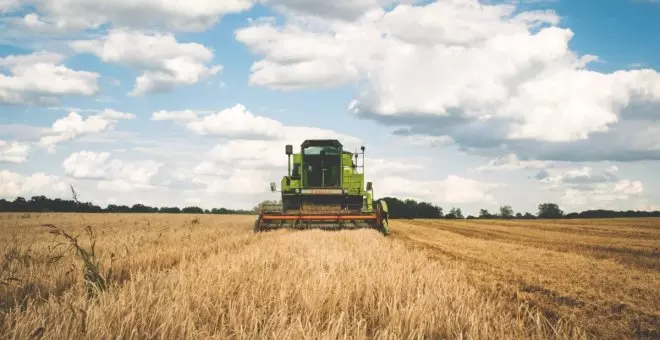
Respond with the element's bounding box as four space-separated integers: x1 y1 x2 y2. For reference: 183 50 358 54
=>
261 215 377 221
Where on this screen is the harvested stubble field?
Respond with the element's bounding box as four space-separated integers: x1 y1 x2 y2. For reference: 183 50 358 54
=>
0 213 658 339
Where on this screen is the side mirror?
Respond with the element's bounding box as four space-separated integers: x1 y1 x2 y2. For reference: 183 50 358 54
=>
366 181 372 191
270 182 277 192
285 144 293 155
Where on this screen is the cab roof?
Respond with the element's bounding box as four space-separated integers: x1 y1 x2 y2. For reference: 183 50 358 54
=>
301 139 342 148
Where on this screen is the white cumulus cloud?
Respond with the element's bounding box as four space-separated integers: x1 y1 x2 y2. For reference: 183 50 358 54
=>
0 0 20 12
71 29 222 95
192 161 228 176
235 21 361 89
62 151 163 192
4 0 253 32
561 180 644 207
207 140 287 169
367 157 426 176
4 0 393 35
0 50 99 105
263 0 396 21
474 153 553 172
236 0 660 162
186 104 283 139
537 166 620 188
0 170 68 198
62 151 111 178
39 109 135 152
192 168 273 195
534 165 644 208
0 140 30 163
377 174 502 204
152 109 199 122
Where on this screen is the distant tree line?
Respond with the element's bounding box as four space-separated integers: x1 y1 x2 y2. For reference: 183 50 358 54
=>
0 196 253 215
380 197 444 219
379 198 660 220
2 195 659 220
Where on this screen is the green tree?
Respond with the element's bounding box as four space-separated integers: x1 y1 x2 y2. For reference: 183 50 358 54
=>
182 206 204 214
446 207 463 219
479 209 492 219
253 200 281 213
160 207 181 213
537 203 564 219
500 205 514 219
379 197 443 219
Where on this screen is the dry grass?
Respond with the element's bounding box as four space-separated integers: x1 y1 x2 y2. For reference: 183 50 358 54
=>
391 218 660 339
0 213 589 339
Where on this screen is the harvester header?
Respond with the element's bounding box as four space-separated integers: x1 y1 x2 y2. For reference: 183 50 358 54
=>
254 139 389 235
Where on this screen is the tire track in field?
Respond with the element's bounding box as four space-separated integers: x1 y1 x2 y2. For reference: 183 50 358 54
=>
407 219 660 271
390 219 660 340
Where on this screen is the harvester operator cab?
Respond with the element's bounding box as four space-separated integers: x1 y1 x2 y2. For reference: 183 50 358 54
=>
301 141 341 188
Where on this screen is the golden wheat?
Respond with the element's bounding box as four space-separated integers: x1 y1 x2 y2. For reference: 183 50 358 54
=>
392 218 660 339
0 213 596 339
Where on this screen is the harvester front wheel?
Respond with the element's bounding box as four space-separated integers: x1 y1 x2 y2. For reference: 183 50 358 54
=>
376 200 390 236
253 216 263 233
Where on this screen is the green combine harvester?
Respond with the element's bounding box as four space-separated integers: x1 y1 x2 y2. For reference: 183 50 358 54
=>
254 139 390 235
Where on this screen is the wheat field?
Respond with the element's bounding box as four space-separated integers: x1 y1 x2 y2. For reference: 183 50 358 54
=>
392 218 660 339
0 213 657 339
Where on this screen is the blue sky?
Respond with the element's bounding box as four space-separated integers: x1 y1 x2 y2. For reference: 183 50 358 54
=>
1 0 659 216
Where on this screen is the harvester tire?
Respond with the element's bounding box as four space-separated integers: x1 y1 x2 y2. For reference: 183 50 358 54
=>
253 216 263 233
377 200 390 236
